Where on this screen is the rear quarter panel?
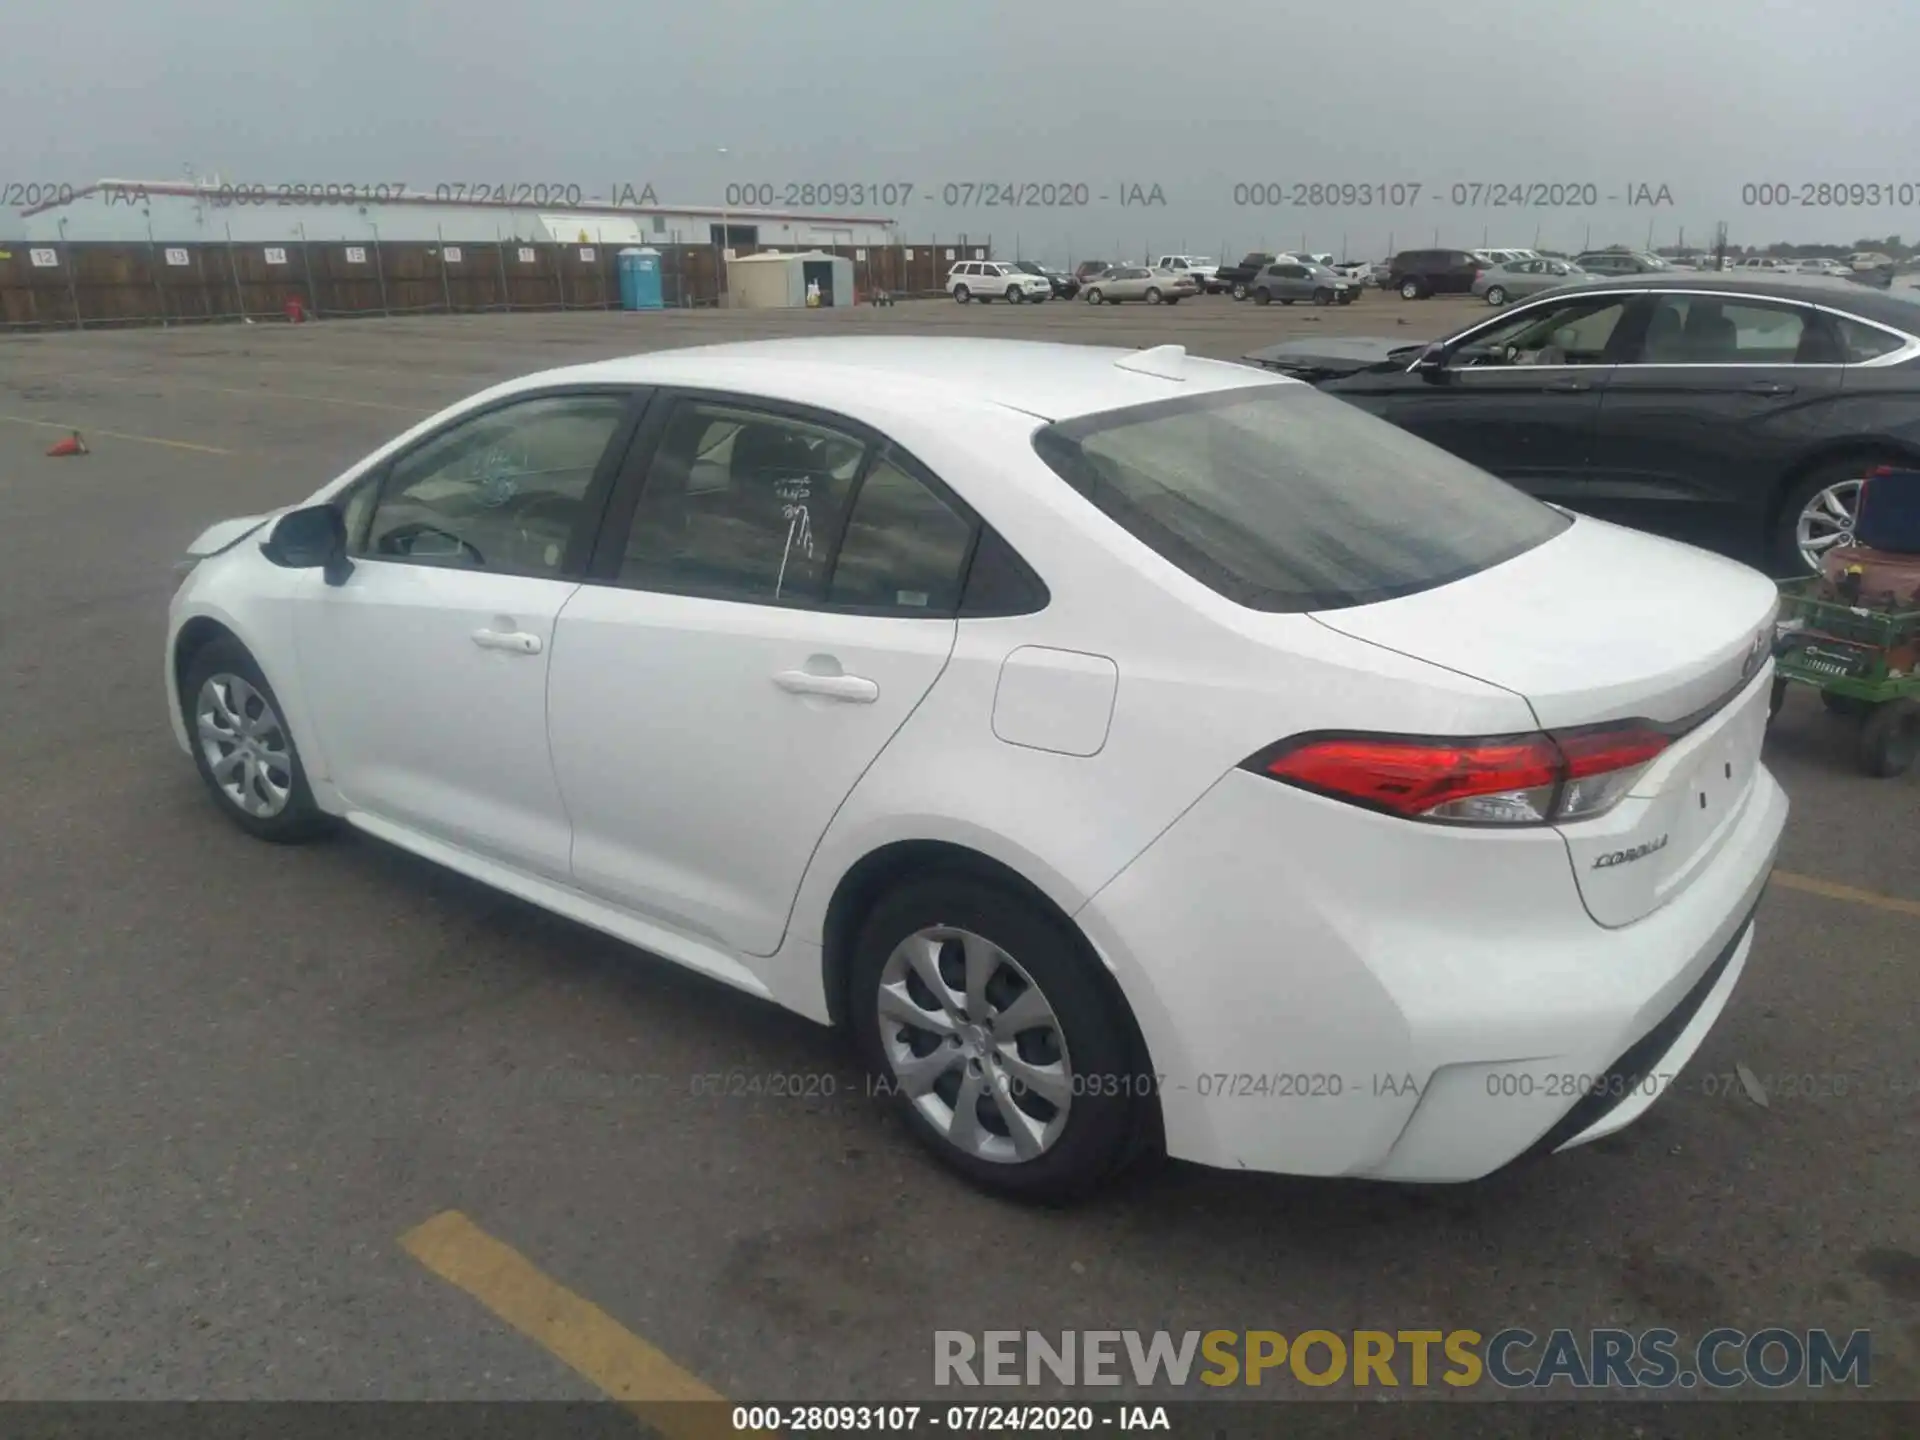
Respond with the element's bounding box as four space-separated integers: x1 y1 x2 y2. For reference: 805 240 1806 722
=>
782 406 1541 1004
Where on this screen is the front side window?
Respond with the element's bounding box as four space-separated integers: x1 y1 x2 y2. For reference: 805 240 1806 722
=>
618 401 867 603
1451 295 1632 366
359 393 628 575
1031 385 1567 613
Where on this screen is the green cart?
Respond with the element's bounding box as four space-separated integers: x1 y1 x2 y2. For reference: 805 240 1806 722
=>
1768 576 1920 777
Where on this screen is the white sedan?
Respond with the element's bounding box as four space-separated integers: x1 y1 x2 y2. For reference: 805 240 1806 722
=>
166 337 1787 1200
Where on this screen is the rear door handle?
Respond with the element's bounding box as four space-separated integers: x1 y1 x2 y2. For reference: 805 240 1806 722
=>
1545 378 1591 392
1744 380 1794 396
472 628 542 655
774 670 879 703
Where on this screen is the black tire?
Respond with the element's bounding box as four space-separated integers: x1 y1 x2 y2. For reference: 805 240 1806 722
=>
1006 286 1022 303
1231 282 1248 301
1084 287 1103 305
1857 700 1919 777
848 873 1145 1203
953 285 971 304
1145 287 1163 305
1771 455 1894 575
1253 288 1271 305
180 635 330 843
1485 285 1508 306
1399 277 1425 299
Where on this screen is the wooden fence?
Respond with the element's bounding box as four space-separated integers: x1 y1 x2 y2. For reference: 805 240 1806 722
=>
0 238 1001 329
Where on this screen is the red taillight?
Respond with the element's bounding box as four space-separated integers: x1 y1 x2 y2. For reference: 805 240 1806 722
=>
1259 735 1559 818
1250 724 1672 826
1556 725 1668 778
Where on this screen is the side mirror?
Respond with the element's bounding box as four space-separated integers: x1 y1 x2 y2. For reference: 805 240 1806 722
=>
260 503 353 586
1415 342 1450 381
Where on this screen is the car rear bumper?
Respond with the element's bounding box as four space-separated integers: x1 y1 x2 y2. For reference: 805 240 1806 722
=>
1074 761 1787 1181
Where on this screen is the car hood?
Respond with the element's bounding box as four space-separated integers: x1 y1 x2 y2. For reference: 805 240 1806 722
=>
185 512 273 557
1241 336 1422 378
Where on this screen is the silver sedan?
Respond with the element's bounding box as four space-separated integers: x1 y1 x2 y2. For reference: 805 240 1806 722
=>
1472 258 1587 306
1080 266 1199 305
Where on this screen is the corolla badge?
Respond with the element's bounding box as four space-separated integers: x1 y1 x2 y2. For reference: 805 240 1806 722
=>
1740 628 1770 681
1593 835 1669 869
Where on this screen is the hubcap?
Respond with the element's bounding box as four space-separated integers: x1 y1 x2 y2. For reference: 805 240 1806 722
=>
1796 478 1864 570
876 926 1072 1164
195 673 293 818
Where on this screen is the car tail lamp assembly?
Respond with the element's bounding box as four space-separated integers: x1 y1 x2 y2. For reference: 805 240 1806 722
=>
1244 723 1672 826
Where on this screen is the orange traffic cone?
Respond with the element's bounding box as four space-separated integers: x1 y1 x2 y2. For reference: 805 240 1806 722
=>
46 431 88 457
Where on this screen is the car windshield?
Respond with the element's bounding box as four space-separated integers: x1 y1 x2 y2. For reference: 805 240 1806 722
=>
1030 386 1569 613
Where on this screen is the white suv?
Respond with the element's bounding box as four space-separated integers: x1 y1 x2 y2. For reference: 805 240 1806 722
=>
948 261 1052 304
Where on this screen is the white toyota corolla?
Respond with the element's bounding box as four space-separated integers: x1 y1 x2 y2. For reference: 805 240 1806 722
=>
166 337 1786 1199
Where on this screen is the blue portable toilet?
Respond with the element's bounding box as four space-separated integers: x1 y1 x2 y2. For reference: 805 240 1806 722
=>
618 247 663 310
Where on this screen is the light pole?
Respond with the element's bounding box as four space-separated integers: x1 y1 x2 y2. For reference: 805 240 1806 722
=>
716 146 732 308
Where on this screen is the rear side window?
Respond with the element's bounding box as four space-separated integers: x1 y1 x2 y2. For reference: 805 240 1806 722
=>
1030 386 1568 613
1836 316 1905 363
827 450 975 612
619 401 867 603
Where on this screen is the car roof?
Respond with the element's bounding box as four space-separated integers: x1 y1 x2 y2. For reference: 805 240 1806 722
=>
501 337 1291 423
1545 270 1920 320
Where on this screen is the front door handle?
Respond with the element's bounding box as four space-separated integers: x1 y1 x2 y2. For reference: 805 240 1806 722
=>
1744 380 1794 396
472 628 542 655
1545 378 1592 392
774 670 879 703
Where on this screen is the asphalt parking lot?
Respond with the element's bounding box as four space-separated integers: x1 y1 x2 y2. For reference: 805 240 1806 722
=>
0 292 1915 1419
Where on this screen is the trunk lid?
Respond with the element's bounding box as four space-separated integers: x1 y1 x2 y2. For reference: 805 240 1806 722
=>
1311 516 1779 926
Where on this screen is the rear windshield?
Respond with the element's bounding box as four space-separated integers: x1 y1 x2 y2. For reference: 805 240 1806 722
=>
1030 385 1569 613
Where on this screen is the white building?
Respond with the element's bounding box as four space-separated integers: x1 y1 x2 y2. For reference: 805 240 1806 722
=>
3 179 899 250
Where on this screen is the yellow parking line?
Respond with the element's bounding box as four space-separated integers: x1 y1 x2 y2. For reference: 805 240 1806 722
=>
1774 870 1920 918
0 413 233 455
400 1209 732 1427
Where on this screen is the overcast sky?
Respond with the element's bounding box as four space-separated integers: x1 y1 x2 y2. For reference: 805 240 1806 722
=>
11 0 1920 260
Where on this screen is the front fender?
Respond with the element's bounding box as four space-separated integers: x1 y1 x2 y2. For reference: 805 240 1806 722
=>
167 553 332 797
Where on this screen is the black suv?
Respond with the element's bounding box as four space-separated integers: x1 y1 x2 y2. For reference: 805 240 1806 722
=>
1012 259 1077 298
1387 249 1481 299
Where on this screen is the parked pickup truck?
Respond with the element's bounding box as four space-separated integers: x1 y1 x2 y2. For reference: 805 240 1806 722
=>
1154 255 1222 293
1215 252 1281 300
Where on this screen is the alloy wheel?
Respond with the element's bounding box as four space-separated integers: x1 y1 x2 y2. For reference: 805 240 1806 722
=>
196 673 293 818
876 926 1073 1164
1796 478 1864 570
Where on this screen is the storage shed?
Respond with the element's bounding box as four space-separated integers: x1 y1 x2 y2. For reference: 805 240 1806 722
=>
726 249 855 308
